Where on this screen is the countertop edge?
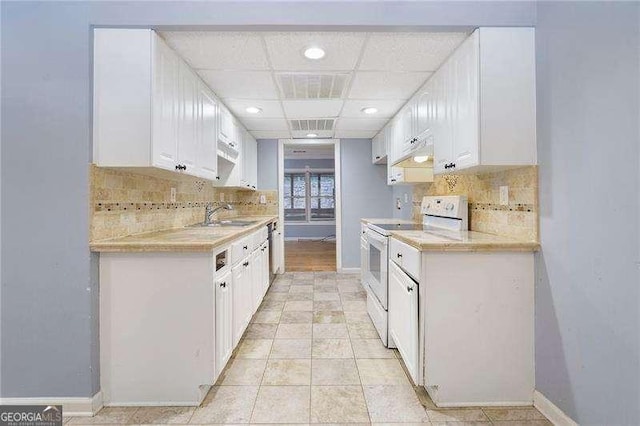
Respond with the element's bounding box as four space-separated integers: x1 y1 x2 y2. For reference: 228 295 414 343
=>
90 216 278 253
390 233 540 252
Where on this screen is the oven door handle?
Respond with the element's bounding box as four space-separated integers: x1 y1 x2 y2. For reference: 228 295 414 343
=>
365 228 388 246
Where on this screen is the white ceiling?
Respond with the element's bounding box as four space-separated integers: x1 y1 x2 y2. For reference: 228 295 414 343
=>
160 31 469 140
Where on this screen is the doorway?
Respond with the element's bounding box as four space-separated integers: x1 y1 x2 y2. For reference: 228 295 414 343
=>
278 139 341 272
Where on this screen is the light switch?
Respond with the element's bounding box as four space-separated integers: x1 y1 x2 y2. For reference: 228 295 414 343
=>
170 188 176 203
500 186 509 205
404 193 409 203
396 198 402 210
259 194 266 204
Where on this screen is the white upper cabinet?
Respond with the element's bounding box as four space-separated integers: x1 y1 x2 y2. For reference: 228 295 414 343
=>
432 28 536 174
372 131 386 164
94 29 257 186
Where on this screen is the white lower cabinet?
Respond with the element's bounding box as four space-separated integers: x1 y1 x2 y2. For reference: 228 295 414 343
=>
388 260 420 384
250 249 262 314
214 269 232 379
232 258 252 348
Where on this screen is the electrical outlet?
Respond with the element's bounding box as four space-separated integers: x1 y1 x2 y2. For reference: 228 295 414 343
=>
259 194 266 204
404 193 409 203
219 193 225 202
500 186 509 206
170 187 177 203
396 198 402 210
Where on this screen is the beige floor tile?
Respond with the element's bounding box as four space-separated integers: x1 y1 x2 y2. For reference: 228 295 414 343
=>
269 284 290 293
342 300 368 312
218 358 267 385
314 284 339 293
68 407 138 424
482 407 547 422
344 311 374 324
280 311 314 324
314 300 343 311
128 406 194 424
289 284 314 293
312 338 354 358
284 301 314 312
311 358 361 385
356 359 410 385
270 338 312 358
259 300 285 311
189 385 258 424
313 292 341 301
340 291 367 301
313 311 346 324
252 310 282 324
490 421 552 426
262 359 312 385
263 292 289 302
310 386 370 423
312 323 349 339
348 322 380 338
315 278 338 285
363 385 429 423
314 271 335 279
235 339 273 359
245 323 278 339
276 323 313 339
294 272 315 280
287 292 314 301
338 283 364 293
427 408 490 422
351 338 396 358
251 386 310 423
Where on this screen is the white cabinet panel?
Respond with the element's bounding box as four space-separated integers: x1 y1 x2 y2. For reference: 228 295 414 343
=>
197 82 219 181
232 259 252 348
215 269 232 379
250 249 262 314
388 261 419 384
152 35 179 170
177 63 198 173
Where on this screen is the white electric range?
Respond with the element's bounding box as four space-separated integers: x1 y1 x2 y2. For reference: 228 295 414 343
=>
361 195 468 346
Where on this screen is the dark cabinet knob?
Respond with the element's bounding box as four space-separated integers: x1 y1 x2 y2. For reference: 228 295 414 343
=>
220 282 226 288
243 261 249 267
175 165 180 171
397 253 403 258
407 286 413 292
216 176 220 180
252 185 256 189
375 156 381 160
243 245 248 250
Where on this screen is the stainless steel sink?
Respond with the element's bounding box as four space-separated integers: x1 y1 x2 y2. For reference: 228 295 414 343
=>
189 220 258 228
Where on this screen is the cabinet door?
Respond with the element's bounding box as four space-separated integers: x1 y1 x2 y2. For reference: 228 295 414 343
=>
416 84 433 138
198 83 219 181
261 243 270 297
218 106 234 147
152 36 179 170
388 262 419 383
242 131 258 190
249 135 258 189
452 32 479 171
231 262 250 348
177 63 198 172
251 250 262 314
401 101 416 155
215 270 233 378
433 66 453 174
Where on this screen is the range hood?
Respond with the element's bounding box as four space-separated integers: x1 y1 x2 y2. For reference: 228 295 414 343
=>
392 134 434 169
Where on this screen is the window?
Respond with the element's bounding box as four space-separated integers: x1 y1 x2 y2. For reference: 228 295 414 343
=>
284 170 335 222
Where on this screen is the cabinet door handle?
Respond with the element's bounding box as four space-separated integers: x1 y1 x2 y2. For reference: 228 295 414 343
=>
220 282 226 288
375 156 381 160
243 245 248 250
407 286 413 292
216 176 220 180
397 253 403 258
243 261 249 267
252 185 256 189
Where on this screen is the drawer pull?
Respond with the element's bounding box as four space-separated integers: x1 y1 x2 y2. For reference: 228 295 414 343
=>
407 286 413 292
397 253 403 258
243 261 249 267
243 245 248 250
220 282 226 288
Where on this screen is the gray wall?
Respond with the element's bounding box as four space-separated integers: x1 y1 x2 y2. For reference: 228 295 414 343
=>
535 2 640 425
284 159 334 170
257 139 278 191
284 224 336 240
340 139 394 268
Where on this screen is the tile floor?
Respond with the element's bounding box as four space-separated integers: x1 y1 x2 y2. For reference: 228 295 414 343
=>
66 272 551 425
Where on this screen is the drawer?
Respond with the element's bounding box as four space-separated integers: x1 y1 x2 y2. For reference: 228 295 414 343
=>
231 235 252 265
389 237 421 281
251 227 267 252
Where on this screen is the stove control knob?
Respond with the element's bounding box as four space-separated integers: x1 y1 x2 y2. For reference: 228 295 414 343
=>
446 203 455 211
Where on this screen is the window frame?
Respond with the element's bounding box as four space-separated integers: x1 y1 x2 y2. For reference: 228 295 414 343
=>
284 167 335 224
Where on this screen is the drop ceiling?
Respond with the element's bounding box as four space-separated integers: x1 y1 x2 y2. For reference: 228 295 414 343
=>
160 31 469 140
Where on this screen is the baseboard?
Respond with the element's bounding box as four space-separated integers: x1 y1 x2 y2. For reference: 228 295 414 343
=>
338 267 360 274
284 237 336 241
0 391 103 417
534 390 578 426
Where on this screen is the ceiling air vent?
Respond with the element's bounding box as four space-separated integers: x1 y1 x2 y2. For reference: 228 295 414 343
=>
289 119 335 132
276 73 350 99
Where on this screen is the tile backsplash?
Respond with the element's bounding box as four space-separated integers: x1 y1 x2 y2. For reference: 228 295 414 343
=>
412 166 538 241
90 165 277 241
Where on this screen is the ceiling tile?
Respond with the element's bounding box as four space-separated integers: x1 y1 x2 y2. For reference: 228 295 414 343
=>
348 71 431 99
240 118 289 131
198 70 278 99
263 32 366 71
359 32 468 71
224 99 284 118
160 31 269 70
334 130 378 139
340 99 406 118
335 118 389 131
282 100 344 118
251 130 291 139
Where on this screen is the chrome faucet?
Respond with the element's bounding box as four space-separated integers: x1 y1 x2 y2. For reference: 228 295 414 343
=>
204 203 233 225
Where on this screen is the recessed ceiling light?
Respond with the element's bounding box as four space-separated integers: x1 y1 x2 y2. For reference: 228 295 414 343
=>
306 133 318 138
245 106 262 114
303 46 325 60
362 107 378 114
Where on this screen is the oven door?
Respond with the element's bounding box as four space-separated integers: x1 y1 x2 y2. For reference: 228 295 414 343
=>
364 228 389 309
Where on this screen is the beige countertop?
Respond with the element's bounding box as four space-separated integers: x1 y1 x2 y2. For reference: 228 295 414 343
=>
90 216 278 253
361 218 417 225
361 218 539 252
